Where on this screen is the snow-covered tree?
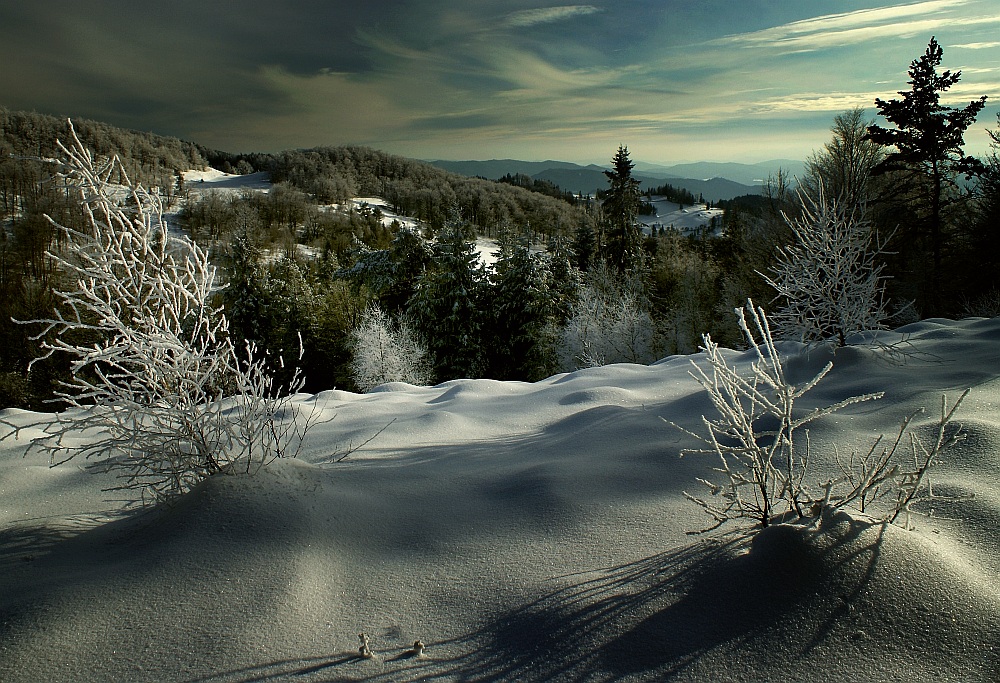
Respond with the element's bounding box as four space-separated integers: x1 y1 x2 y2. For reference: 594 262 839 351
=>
486 231 558 380
349 304 433 392
407 212 486 380
559 262 658 369
339 226 432 313
674 301 884 529
5 122 312 503
761 187 891 347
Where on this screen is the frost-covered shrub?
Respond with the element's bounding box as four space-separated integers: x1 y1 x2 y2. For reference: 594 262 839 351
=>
2 122 313 503
349 304 433 392
761 187 891 346
673 300 883 529
676 300 968 531
558 262 657 369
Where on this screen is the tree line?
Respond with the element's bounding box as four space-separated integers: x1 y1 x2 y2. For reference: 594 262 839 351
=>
2 37 999 407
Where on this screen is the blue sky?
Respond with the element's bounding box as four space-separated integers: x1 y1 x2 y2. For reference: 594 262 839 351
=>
2 1 998 163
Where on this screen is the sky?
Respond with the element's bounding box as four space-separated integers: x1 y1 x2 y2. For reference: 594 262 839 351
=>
2 1 999 164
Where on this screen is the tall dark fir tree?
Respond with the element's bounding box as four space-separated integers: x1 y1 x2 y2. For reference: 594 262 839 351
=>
602 145 643 272
865 36 987 313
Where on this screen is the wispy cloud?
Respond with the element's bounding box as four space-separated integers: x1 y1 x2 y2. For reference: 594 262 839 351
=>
951 41 1000 49
719 0 1000 52
501 5 603 29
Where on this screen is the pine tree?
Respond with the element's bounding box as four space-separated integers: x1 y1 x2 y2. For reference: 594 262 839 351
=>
602 145 643 272
407 212 486 380
865 37 987 313
487 233 557 381
572 221 597 272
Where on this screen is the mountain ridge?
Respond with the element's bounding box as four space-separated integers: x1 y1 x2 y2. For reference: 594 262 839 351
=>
428 158 806 201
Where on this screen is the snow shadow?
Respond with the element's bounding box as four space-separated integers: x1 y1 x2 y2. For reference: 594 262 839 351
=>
423 518 890 682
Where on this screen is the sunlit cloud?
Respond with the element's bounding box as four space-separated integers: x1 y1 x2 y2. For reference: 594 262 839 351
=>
501 5 603 29
719 0 1000 52
751 92 882 114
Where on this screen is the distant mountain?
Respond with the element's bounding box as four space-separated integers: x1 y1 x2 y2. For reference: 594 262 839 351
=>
632 159 806 186
429 159 605 179
429 158 772 201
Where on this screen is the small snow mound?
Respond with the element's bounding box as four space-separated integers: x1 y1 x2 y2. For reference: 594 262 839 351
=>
367 381 422 393
558 386 635 406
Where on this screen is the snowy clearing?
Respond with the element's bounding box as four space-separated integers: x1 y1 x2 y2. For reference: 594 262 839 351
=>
1 317 999 682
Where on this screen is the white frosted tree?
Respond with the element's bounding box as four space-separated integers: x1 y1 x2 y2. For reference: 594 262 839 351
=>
3 122 312 503
761 187 891 347
559 263 658 369
350 304 433 392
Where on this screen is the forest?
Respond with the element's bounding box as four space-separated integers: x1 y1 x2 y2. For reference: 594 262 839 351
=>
1 38 998 409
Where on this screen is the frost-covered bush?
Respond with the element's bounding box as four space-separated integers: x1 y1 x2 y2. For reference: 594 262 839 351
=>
2 122 312 503
761 187 891 346
349 304 433 392
676 300 967 531
559 263 658 369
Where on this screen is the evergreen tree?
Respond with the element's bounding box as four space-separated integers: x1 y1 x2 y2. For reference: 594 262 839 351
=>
602 145 643 272
340 226 433 314
865 36 987 313
407 212 486 380
487 232 557 381
546 234 583 324
966 114 1000 307
571 221 597 272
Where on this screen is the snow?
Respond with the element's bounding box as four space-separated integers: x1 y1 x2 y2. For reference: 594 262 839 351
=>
2 316 999 681
345 197 421 231
182 168 272 195
639 197 725 236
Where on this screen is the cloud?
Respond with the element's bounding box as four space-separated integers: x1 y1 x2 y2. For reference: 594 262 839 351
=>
719 0 1000 52
751 91 885 114
501 5 603 29
951 41 1000 49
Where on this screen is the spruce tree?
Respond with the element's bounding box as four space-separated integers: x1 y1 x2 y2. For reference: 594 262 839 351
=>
487 232 557 381
602 145 643 272
407 212 486 380
865 37 987 312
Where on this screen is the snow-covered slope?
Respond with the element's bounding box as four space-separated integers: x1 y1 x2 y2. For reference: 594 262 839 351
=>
1 317 999 682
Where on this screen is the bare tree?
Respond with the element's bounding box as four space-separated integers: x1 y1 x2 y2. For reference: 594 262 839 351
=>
558 262 658 369
2 122 314 503
801 107 887 211
761 186 891 347
674 301 968 532
672 300 883 529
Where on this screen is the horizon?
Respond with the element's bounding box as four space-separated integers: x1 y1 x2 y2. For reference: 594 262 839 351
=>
2 2 998 165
